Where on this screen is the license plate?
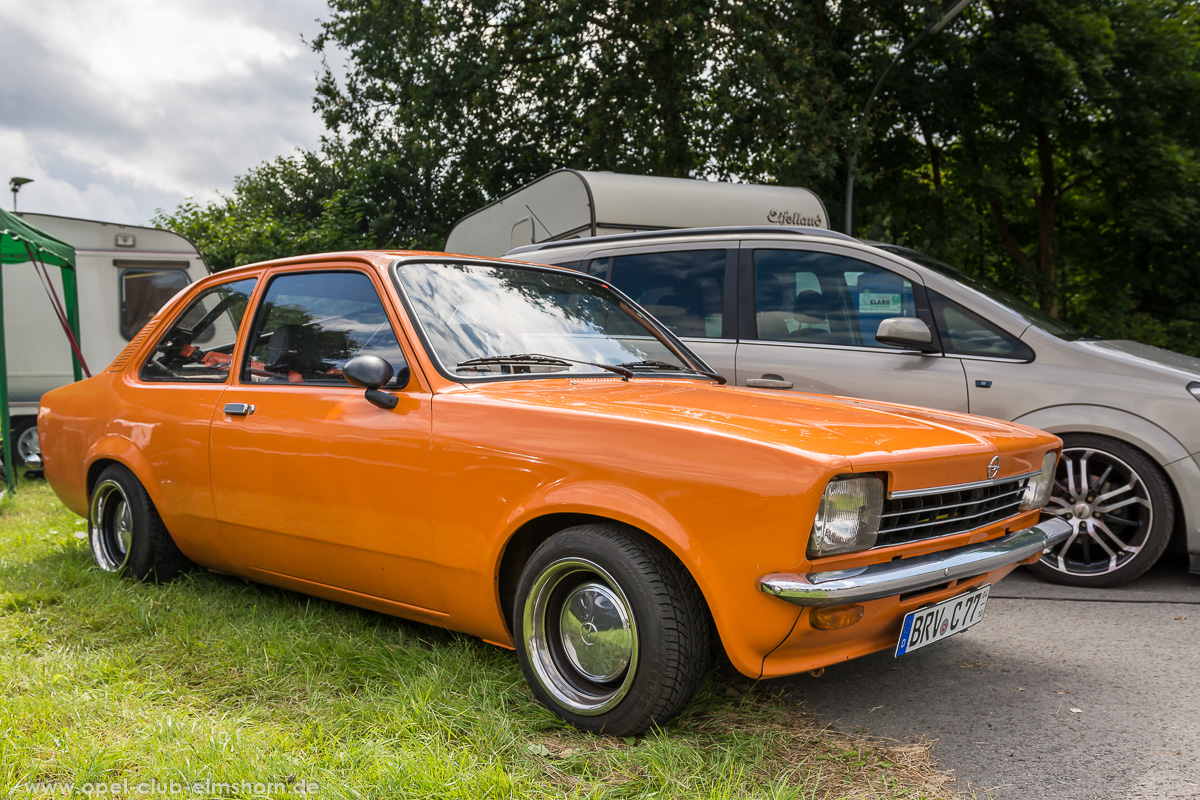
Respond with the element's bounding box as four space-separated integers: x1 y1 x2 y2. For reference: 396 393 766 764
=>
895 584 990 657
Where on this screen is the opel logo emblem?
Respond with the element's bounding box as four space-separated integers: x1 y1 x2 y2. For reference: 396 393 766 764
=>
987 456 1000 479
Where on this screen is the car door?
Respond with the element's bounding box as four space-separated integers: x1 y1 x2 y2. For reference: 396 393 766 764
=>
734 241 971 411
925 287 1037 418
128 276 258 564
584 242 738 378
208 266 440 612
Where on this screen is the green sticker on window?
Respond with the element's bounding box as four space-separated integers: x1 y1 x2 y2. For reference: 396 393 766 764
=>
859 290 902 314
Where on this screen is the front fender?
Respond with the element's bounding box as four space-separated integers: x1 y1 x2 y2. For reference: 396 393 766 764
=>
492 479 808 679
1012 404 1189 467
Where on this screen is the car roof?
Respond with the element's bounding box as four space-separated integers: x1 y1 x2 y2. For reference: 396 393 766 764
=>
506 225 858 257
204 249 584 279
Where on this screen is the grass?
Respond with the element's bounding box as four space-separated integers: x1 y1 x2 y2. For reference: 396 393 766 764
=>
0 478 959 799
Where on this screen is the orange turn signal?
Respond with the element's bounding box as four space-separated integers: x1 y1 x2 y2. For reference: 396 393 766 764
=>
811 604 865 631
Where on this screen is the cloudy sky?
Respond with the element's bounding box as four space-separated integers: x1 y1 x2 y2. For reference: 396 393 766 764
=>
0 0 334 226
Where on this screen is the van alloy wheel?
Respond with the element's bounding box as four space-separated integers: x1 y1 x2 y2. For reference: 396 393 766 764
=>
1032 435 1173 587
14 420 40 462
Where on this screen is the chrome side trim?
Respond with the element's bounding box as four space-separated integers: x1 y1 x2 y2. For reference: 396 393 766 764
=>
759 517 1073 608
889 469 1041 499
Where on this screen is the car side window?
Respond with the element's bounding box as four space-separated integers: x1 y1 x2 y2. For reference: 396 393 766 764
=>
242 271 409 386
139 278 257 383
753 250 917 348
609 250 725 338
929 289 1034 360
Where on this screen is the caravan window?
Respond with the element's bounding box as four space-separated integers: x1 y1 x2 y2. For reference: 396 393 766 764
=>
121 268 191 340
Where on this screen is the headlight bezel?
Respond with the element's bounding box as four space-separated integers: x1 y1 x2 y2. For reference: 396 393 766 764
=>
807 474 885 558
1020 451 1059 511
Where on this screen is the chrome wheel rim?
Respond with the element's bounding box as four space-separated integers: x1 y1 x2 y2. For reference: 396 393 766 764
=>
90 479 133 571
1041 446 1153 577
523 558 638 716
16 426 39 461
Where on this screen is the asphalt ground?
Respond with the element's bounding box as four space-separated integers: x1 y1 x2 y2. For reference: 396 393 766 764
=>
774 553 1200 800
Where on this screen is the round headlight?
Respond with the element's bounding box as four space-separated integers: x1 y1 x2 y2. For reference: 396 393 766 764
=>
1021 451 1058 511
808 475 884 557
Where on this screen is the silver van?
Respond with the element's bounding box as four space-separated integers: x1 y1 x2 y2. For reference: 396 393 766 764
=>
510 226 1200 587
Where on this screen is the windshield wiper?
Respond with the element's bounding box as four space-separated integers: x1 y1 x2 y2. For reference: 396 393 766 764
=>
615 360 728 385
457 353 633 380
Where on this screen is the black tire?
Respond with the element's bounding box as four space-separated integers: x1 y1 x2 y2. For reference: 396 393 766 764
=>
89 464 189 582
1029 434 1174 587
513 524 710 735
11 417 39 462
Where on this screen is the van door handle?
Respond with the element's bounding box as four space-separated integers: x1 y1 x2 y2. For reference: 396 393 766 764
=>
223 403 255 416
745 375 793 390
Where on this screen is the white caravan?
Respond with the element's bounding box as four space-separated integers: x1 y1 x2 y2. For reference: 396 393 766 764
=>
444 169 828 257
5 213 209 459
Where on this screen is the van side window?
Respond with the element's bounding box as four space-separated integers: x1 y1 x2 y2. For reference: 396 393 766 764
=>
121 268 191 340
929 290 1034 360
609 250 725 338
140 278 257 383
242 271 409 386
752 250 917 348
585 257 611 278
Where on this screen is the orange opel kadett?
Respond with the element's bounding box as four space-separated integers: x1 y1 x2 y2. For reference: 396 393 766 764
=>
37 251 1071 735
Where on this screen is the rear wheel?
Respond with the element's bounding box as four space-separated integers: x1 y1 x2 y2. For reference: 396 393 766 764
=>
513 524 709 735
89 464 189 582
1029 435 1173 587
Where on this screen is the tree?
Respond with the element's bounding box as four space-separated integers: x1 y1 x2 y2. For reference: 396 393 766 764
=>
153 151 373 271
308 1 874 241
854 0 1200 331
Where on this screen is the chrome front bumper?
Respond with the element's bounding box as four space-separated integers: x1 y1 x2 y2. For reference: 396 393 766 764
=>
759 517 1073 607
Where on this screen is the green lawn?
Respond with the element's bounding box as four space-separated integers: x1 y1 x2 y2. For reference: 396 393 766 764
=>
0 479 956 799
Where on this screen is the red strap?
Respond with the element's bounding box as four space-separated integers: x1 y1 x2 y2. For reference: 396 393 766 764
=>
25 244 91 378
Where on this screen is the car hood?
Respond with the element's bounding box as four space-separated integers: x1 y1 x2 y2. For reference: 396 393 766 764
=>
465 379 1055 493
1075 339 1200 381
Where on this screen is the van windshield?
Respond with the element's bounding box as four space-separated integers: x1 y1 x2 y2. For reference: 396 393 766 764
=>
875 245 1085 341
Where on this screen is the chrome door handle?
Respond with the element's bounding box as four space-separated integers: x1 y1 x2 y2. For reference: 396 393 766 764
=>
745 376 793 390
223 402 255 416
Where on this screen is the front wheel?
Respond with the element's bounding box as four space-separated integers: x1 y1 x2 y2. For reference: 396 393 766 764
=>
90 464 189 582
513 524 710 735
1029 435 1174 587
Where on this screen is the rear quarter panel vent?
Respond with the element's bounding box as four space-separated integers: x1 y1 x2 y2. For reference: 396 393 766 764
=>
108 319 159 372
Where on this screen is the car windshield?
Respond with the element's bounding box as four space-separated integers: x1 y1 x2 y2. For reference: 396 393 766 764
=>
394 261 708 381
875 245 1085 341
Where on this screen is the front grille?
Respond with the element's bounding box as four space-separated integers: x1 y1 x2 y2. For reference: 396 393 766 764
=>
876 476 1031 548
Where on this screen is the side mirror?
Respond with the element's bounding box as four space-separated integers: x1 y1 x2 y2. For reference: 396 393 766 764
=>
875 317 938 353
344 355 400 410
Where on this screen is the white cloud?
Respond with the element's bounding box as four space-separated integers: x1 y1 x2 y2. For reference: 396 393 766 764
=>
0 0 332 225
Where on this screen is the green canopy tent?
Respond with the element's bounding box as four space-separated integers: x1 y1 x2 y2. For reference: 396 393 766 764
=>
0 208 84 495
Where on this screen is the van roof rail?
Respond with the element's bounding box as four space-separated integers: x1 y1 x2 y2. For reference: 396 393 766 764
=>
506 225 858 256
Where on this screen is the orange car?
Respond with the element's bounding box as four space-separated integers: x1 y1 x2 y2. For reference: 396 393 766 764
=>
38 251 1069 735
